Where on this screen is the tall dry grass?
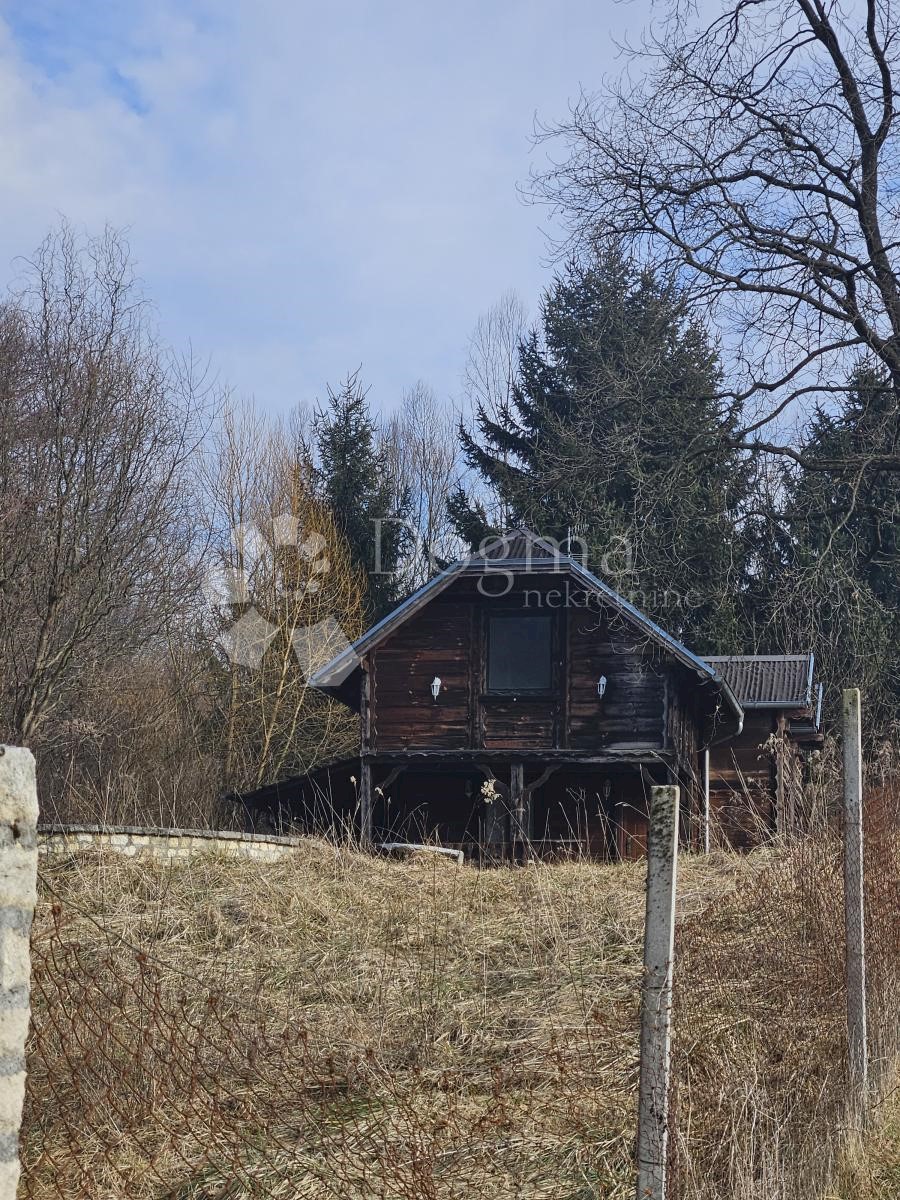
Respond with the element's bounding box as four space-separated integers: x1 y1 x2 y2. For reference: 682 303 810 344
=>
827 1089 900 1200
20 785 900 1199
23 842 755 1200
672 781 900 1200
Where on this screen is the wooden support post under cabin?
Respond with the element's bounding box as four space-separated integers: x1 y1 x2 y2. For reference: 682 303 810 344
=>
510 762 526 859
774 712 788 836
476 764 509 856
842 687 868 1118
359 660 373 847
359 758 373 847
635 784 680 1200
701 748 710 855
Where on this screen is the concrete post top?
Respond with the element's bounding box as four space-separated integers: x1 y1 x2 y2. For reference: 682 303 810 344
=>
0 747 38 827
842 688 861 715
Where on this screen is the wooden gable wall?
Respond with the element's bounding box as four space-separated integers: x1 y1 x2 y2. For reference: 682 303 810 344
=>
367 573 686 756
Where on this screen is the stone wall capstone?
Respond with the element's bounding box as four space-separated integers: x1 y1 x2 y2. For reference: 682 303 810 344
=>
38 824 305 864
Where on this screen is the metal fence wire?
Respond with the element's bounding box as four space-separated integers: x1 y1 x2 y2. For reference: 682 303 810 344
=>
669 780 900 1199
18 780 900 1200
22 848 641 1200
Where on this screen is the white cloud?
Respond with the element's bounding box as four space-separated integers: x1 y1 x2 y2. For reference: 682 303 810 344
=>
0 0 654 413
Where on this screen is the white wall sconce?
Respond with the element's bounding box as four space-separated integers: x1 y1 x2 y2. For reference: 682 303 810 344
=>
597 675 608 698
431 676 442 702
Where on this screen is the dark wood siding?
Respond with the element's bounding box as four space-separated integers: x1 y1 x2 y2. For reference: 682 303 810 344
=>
708 713 776 848
371 599 473 750
481 697 556 750
567 609 665 750
369 574 686 759
665 668 703 842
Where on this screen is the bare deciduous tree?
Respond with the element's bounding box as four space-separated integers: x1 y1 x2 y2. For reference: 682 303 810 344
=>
203 403 365 791
381 382 461 584
461 291 528 528
463 291 527 428
0 224 208 744
533 0 900 472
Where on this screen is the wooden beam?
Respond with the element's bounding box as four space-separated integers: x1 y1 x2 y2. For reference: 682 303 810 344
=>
510 762 526 856
360 657 372 754
473 761 509 793
359 758 373 847
359 658 374 847
775 712 787 835
467 602 479 749
523 764 560 798
378 764 406 794
367 748 673 765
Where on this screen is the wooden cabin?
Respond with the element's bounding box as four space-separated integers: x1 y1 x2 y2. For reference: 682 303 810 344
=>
236 532 825 860
240 529 752 860
704 654 822 848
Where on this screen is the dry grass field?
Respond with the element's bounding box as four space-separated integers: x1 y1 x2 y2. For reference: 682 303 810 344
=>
829 1091 900 1200
19 829 900 1199
22 842 759 1199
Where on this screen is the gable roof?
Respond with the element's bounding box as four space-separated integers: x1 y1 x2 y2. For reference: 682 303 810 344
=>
703 654 815 710
309 528 743 723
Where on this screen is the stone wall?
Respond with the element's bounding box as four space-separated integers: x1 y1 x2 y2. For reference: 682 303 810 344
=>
38 824 305 864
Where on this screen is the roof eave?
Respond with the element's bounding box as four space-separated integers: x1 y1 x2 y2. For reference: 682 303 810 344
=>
309 534 745 726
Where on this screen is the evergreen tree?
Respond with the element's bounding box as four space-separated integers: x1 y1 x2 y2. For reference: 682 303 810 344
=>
776 368 900 736
314 371 410 620
445 485 498 557
452 254 753 650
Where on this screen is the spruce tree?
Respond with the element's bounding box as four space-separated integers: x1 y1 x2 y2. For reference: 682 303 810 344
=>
777 367 900 736
452 254 752 651
314 371 410 620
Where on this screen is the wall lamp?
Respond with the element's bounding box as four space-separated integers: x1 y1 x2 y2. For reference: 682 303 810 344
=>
597 674 608 698
431 676 442 702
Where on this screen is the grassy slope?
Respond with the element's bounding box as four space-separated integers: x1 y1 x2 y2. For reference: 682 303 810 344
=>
829 1092 900 1200
23 842 756 1200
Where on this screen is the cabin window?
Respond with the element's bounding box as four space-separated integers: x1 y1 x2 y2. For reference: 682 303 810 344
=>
487 615 552 692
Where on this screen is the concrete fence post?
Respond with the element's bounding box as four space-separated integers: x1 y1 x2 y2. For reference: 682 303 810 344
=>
0 747 38 1196
842 688 868 1116
636 784 680 1200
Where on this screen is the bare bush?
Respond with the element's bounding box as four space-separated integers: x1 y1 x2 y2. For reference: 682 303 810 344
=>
202 402 366 792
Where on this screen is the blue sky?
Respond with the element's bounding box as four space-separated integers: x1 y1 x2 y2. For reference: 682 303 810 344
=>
0 0 653 414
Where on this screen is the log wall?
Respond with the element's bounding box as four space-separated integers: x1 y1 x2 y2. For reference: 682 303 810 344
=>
370 577 673 755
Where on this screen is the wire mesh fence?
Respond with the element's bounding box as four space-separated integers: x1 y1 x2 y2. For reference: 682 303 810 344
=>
22 846 646 1199
671 779 900 1199
18 779 900 1199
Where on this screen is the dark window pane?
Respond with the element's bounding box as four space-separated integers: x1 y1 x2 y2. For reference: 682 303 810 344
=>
488 616 552 691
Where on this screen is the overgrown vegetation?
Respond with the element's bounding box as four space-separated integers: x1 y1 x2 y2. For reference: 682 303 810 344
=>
22 842 754 1199
22 783 900 1199
830 1092 900 1200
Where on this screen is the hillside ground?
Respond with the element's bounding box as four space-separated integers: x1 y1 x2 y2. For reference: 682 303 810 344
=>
19 837 900 1199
